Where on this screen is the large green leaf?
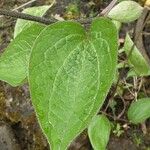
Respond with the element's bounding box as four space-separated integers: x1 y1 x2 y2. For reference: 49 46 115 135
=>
128 98 150 124
0 24 45 86
108 1 143 23
29 18 118 149
124 34 150 76
14 5 50 38
88 115 111 150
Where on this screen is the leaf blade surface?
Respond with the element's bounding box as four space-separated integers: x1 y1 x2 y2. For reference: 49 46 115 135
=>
108 1 143 23
0 24 45 86
29 18 118 149
128 98 150 124
88 115 111 150
124 34 150 76
14 5 50 38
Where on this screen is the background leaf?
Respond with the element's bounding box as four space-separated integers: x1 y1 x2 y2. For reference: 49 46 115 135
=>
88 115 111 150
124 34 150 76
14 5 50 38
112 20 122 31
108 1 143 23
29 18 118 149
128 98 150 124
0 24 45 86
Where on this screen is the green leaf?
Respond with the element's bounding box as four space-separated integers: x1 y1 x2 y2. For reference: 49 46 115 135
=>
124 34 150 76
128 98 150 124
111 20 122 31
127 69 137 77
14 5 50 38
108 1 143 23
29 18 118 149
127 68 150 78
0 24 45 86
88 115 111 150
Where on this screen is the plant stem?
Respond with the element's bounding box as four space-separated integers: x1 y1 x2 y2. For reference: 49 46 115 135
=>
100 0 118 16
0 9 55 25
134 7 150 65
12 0 37 11
0 0 118 25
0 9 93 25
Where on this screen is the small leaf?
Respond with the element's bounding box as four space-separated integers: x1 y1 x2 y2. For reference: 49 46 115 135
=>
113 123 124 137
88 115 111 150
108 1 143 23
127 69 137 77
0 24 45 86
111 20 122 31
29 18 118 149
14 5 50 38
128 98 150 124
124 34 150 76
127 68 150 78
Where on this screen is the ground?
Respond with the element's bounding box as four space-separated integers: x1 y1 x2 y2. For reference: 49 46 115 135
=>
0 0 150 149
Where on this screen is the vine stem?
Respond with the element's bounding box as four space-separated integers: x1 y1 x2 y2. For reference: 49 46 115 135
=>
0 0 118 25
12 0 37 11
100 0 118 16
0 9 56 25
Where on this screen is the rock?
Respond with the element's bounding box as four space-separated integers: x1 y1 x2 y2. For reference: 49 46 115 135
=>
0 123 20 150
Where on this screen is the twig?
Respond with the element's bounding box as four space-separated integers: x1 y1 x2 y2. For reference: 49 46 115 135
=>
100 0 118 16
123 79 135 97
0 0 118 25
100 111 129 123
142 31 150 35
133 77 138 100
0 0 36 18
12 0 37 11
134 7 150 65
117 94 126 119
0 9 93 25
137 77 143 93
0 9 56 25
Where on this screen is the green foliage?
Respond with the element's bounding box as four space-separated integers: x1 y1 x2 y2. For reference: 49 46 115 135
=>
132 133 142 147
66 3 79 15
111 20 122 31
14 5 50 38
28 18 118 149
0 1 148 149
88 115 111 150
113 123 124 137
109 100 117 116
124 34 150 76
128 98 150 124
108 1 143 23
0 24 45 86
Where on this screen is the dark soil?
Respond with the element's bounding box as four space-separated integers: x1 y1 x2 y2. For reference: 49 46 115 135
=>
0 0 150 149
